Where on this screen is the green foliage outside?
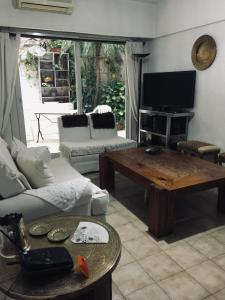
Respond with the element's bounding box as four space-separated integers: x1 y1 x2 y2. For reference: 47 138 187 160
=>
20 39 125 126
23 51 38 79
80 55 96 112
80 42 125 125
100 81 125 123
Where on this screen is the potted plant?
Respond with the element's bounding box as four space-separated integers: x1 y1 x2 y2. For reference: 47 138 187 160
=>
50 40 62 53
53 64 61 70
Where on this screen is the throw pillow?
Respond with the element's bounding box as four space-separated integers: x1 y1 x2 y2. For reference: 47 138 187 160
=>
61 114 88 128
0 136 31 197
10 137 27 159
0 153 26 198
91 112 115 129
11 138 51 163
27 146 51 163
16 149 55 188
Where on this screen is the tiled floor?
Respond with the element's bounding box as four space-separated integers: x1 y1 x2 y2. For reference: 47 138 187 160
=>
92 173 225 300
2 173 225 300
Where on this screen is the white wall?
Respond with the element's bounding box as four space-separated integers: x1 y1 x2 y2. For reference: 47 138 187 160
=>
147 19 225 151
0 0 156 38
156 0 225 37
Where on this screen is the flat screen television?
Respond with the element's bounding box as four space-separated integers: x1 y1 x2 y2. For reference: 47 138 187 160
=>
142 71 196 111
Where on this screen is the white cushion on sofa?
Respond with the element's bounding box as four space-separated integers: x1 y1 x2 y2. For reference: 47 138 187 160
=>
16 149 55 188
88 114 117 140
103 137 137 151
60 141 105 157
58 117 91 142
0 193 60 221
48 157 82 183
60 137 136 157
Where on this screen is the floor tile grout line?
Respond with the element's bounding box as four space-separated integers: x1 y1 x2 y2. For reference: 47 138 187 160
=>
210 285 225 297
157 270 210 298
208 256 225 275
212 253 225 269
208 230 225 245
154 281 173 300
116 231 225 297
118 280 160 299
185 261 225 295
183 238 210 258
112 280 126 300
164 241 209 270
185 235 225 259
113 258 155 283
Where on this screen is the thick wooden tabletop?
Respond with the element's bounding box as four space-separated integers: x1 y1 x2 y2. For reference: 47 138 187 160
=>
0 215 121 300
102 148 225 192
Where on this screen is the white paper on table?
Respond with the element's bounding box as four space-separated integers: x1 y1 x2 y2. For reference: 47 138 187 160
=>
71 222 109 244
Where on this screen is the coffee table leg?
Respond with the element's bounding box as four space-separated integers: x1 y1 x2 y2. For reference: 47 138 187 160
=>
99 155 115 190
218 185 225 213
92 274 112 300
75 274 112 300
148 186 174 238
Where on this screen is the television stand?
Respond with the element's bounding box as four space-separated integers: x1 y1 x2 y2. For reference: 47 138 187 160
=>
138 109 194 148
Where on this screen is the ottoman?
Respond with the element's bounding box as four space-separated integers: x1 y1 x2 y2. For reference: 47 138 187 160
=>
218 152 225 166
177 140 220 163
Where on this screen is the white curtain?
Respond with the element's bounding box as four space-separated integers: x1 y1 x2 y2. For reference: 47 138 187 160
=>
0 32 20 136
125 41 144 140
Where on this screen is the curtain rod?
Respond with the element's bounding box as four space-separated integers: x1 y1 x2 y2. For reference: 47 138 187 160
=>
0 27 150 44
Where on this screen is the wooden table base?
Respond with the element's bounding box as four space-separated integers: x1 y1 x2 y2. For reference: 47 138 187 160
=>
147 187 174 237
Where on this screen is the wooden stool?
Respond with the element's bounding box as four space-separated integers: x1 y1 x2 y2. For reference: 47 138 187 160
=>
177 140 220 163
218 152 225 165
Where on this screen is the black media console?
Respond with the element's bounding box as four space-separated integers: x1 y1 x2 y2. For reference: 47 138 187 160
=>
138 109 194 148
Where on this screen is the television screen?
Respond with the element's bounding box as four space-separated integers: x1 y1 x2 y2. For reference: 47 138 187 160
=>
142 71 196 110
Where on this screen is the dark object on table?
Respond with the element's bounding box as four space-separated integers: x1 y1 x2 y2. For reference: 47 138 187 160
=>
0 213 30 257
145 146 162 154
1 227 73 277
20 247 74 276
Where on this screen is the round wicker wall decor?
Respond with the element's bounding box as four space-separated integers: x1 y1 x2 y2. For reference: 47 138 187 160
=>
191 35 217 70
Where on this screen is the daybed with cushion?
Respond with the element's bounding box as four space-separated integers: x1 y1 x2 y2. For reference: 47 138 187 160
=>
0 137 109 222
58 112 137 174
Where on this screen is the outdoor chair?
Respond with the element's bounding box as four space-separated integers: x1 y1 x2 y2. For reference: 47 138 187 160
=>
92 105 112 114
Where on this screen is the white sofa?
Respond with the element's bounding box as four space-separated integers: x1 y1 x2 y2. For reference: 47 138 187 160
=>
58 113 137 174
0 137 109 222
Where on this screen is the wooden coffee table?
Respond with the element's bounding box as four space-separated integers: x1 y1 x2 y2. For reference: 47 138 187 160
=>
0 215 121 300
100 148 225 237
